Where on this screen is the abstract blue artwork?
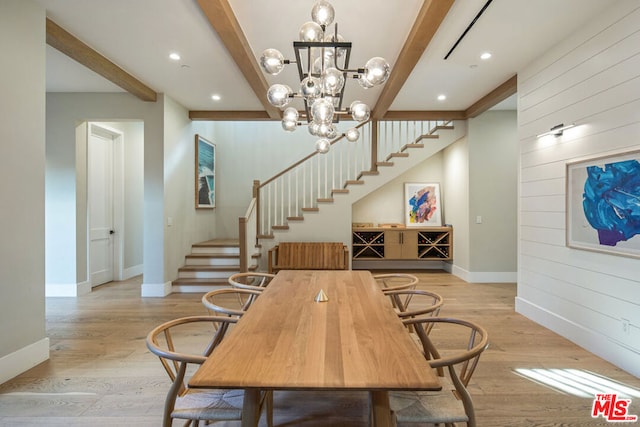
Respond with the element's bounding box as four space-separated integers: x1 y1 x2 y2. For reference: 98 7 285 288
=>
583 160 640 246
404 183 442 227
567 151 640 258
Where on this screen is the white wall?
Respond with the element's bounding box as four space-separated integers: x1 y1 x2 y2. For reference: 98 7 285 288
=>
45 92 167 294
468 111 518 280
0 0 49 383
163 96 216 284
443 136 470 271
516 1 640 376
100 121 144 276
193 121 319 238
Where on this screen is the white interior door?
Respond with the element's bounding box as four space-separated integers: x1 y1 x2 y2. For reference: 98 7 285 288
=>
88 125 114 287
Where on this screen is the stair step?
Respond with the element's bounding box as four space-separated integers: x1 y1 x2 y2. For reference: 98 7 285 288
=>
172 278 229 286
332 189 349 194
301 207 319 212
401 143 424 151
178 265 240 279
360 171 380 176
272 225 290 230
191 239 240 255
345 180 365 185
377 161 394 167
418 134 439 140
388 152 410 158
287 216 304 221
185 254 240 266
317 198 334 203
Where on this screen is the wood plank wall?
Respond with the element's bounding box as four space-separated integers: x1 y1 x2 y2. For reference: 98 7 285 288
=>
516 2 640 377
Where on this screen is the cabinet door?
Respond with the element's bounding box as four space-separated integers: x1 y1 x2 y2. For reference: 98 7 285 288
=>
384 230 418 259
384 230 403 259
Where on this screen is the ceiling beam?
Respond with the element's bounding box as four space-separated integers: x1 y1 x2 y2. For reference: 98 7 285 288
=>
46 18 157 102
196 0 280 119
372 0 455 120
189 110 272 121
464 75 517 118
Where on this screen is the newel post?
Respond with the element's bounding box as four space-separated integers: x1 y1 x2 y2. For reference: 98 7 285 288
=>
253 180 261 237
371 120 379 172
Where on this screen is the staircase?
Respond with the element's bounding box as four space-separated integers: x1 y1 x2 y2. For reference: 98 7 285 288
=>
252 120 467 256
171 239 259 293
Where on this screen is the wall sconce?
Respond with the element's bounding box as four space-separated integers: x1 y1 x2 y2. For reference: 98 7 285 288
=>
537 123 575 138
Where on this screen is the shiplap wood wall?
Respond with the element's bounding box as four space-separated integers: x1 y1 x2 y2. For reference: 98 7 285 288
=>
516 1 640 377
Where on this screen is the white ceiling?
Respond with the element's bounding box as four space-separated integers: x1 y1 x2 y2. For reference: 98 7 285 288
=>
38 0 614 114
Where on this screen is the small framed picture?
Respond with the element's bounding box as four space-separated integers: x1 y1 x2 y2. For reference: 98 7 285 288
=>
195 134 216 209
404 183 442 227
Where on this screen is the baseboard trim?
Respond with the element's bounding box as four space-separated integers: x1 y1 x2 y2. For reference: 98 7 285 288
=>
516 297 640 378
141 281 172 297
123 264 143 280
450 266 516 283
0 338 49 385
45 281 91 297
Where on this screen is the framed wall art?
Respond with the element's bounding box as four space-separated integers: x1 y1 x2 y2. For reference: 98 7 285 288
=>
195 134 216 209
566 150 640 258
404 182 442 227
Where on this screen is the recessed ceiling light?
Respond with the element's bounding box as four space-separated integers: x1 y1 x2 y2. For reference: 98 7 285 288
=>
169 52 181 61
480 52 492 60
437 94 446 101
211 94 221 101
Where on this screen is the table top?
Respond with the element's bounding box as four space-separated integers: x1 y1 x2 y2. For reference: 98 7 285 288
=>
189 270 440 391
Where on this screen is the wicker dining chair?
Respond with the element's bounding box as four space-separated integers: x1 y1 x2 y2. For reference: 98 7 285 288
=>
228 272 275 292
389 317 489 427
373 273 419 310
146 315 273 427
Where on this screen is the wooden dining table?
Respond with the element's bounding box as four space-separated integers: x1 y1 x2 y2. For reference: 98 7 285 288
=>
189 269 441 426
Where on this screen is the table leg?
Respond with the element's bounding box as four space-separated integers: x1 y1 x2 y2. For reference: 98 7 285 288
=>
241 388 261 427
370 391 393 427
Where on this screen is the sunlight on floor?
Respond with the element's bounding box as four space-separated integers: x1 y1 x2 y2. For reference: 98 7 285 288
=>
514 368 640 398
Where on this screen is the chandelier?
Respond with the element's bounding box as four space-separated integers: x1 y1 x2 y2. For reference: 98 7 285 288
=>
258 0 391 153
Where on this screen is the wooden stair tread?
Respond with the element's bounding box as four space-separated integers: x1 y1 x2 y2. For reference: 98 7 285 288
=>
192 239 239 248
376 161 394 167
418 134 439 139
388 152 410 158
317 198 334 203
301 207 319 212
272 225 290 230
401 143 424 151
360 171 380 176
178 265 240 272
287 216 304 221
345 180 364 185
332 189 349 194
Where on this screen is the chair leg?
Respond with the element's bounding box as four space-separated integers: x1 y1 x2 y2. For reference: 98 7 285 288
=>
267 390 274 427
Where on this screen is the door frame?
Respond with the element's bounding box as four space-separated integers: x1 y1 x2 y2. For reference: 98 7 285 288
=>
87 122 125 285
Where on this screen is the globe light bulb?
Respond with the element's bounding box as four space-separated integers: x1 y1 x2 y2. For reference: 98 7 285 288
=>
281 119 297 132
324 32 346 58
308 121 320 136
322 67 345 96
283 107 299 122
315 138 331 154
299 21 323 42
345 127 360 142
260 49 285 75
311 97 335 124
311 1 335 27
350 101 370 122
300 76 322 99
358 75 374 89
326 124 338 139
364 57 391 85
266 84 293 108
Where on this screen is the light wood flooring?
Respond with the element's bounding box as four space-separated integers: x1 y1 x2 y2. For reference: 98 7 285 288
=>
0 271 639 426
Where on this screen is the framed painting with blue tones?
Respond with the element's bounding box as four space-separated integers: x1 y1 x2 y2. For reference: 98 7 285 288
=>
404 183 442 227
195 134 216 209
566 150 640 258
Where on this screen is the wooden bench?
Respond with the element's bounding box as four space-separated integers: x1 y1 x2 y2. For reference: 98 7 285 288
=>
268 242 349 274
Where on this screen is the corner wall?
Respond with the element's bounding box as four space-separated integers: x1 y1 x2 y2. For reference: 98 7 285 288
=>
517 1 640 376
0 0 49 383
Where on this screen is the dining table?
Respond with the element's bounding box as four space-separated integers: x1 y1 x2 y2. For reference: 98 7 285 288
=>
189 269 441 426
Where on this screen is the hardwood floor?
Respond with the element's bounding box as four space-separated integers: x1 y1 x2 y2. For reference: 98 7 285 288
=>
0 271 638 426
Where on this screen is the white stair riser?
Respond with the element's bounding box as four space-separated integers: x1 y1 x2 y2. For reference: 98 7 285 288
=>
178 270 239 279
185 258 240 266
191 247 239 255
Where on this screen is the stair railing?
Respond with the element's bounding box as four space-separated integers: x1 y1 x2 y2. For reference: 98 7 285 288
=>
238 197 257 273
249 119 453 239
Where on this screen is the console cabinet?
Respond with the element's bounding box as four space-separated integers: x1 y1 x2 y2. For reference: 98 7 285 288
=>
352 226 452 261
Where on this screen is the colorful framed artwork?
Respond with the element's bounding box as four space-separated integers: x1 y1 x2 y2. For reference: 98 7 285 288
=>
404 182 442 227
195 134 216 209
566 150 640 258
